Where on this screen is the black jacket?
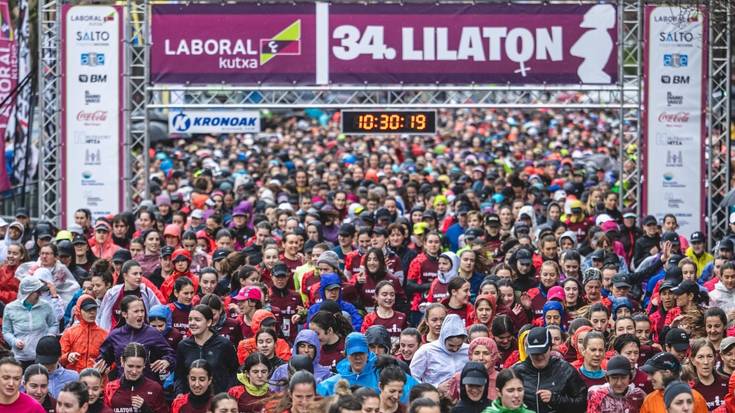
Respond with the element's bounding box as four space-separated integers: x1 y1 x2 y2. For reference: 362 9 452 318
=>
512 356 588 413
175 333 239 395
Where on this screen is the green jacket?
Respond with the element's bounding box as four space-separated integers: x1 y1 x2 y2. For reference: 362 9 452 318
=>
482 399 536 413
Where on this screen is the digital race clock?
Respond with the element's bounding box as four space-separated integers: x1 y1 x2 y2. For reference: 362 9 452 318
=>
341 110 437 135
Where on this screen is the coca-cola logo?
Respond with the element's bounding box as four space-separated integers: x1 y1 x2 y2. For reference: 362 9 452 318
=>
658 111 690 123
76 110 108 122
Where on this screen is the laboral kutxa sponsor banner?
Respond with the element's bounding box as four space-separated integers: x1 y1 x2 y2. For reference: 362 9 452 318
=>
62 5 124 227
149 3 617 85
643 6 706 236
150 4 316 84
168 110 261 135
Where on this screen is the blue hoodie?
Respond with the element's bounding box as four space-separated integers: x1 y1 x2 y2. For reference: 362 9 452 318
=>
306 272 363 330
148 304 173 335
317 351 418 405
269 329 333 392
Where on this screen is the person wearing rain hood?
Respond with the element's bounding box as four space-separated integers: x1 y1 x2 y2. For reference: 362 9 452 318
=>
427 252 459 303
317 332 418 405
409 314 470 386
2 277 59 368
236 309 292 364
450 361 491 413
305 272 363 331
59 295 107 372
148 304 183 349
0 221 24 262
269 329 332 392
15 246 80 309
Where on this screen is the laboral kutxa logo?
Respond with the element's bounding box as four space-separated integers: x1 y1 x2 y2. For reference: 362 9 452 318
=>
259 20 301 66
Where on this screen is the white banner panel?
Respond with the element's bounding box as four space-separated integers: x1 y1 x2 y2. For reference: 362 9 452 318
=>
168 109 261 134
644 6 706 236
62 5 124 226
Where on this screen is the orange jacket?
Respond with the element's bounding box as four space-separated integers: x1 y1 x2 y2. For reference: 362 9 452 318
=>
640 388 709 413
59 294 108 372
159 249 199 301
0 264 19 304
236 309 292 364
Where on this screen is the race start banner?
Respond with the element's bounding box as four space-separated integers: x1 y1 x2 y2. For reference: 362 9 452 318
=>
61 5 124 227
643 6 707 236
150 3 618 85
0 0 16 192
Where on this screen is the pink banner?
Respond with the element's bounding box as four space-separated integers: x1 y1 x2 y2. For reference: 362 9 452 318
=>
0 0 17 192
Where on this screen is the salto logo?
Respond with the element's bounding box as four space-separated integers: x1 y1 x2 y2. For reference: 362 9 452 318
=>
171 112 191 132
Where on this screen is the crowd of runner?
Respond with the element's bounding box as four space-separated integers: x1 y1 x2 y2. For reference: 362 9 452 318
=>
0 107 732 413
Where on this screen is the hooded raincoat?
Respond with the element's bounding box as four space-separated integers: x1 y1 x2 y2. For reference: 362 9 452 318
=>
96 282 162 331
2 277 59 362
409 313 469 385
305 272 363 331
59 294 108 371
317 351 418 405
236 309 292 364
427 252 459 303
450 362 491 413
269 329 333 392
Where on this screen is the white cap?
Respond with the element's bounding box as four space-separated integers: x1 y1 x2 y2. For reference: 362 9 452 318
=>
595 214 613 226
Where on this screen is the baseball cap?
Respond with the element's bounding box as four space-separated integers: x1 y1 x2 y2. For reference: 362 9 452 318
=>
161 246 175 258
671 280 698 296
612 274 632 289
191 209 204 219
661 232 680 244
665 328 690 352
690 231 705 243
15 207 28 218
57 240 74 258
234 287 262 302
606 355 633 376
212 249 229 262
345 332 369 356
272 263 289 277
720 337 735 353
642 215 658 226
80 297 98 312
461 367 489 386
641 352 681 374
71 234 87 245
526 327 551 355
339 223 356 236
660 279 678 292
94 221 111 232
719 239 734 252
623 209 637 219
112 249 132 263
35 336 62 365
515 249 532 265
484 214 500 226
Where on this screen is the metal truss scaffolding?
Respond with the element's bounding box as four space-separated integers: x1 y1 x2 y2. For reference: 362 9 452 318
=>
37 0 731 239
38 0 61 222
707 0 732 244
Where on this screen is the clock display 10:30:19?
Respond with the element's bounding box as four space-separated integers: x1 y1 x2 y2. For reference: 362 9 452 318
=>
356 113 428 131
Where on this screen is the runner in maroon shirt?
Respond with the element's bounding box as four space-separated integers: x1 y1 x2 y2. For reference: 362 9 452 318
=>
407 232 441 314
690 339 728 411
268 262 304 343
308 310 350 370
279 232 303 290
351 248 407 313
361 280 407 341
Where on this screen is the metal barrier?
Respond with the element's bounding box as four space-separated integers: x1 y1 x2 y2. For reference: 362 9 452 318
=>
0 181 39 218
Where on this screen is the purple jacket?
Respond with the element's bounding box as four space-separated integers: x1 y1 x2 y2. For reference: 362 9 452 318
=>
98 323 176 380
